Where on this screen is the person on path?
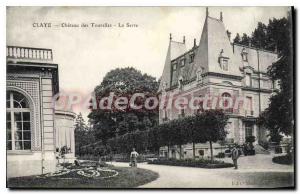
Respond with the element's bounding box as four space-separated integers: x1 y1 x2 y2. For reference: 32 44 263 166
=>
231 146 240 169
130 148 139 167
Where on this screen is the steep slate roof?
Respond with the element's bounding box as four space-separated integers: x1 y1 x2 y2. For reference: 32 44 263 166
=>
196 16 242 77
158 40 187 91
158 12 278 92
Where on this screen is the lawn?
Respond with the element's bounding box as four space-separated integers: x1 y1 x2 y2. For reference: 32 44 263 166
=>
7 166 159 188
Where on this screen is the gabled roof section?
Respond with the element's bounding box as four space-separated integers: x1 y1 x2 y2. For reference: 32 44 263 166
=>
158 39 187 91
194 16 242 77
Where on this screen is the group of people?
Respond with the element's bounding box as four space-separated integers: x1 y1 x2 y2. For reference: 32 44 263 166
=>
128 146 240 169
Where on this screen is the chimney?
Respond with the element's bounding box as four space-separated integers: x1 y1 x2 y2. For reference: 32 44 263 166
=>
206 7 209 17
220 12 223 22
194 38 197 47
183 36 186 44
169 33 172 41
226 30 231 41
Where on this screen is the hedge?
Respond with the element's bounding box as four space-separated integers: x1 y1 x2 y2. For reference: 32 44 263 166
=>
81 110 229 159
148 158 234 168
272 154 293 165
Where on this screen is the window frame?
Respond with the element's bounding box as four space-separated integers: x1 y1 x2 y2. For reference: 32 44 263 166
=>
6 91 32 151
245 123 254 138
180 58 186 67
189 52 195 63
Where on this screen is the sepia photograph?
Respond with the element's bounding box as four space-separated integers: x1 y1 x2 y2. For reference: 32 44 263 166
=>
5 6 294 189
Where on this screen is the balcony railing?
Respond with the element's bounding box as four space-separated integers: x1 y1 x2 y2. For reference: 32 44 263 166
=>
7 46 53 61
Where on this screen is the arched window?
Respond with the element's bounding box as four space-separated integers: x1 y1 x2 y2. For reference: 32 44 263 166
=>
6 91 31 150
221 93 232 112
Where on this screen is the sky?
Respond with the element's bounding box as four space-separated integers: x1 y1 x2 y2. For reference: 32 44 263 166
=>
6 6 290 120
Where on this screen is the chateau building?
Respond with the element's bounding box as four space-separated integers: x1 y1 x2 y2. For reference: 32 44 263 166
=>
6 46 76 178
158 10 279 159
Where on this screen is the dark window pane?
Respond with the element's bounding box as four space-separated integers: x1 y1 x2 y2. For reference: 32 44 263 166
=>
6 112 11 121
15 122 22 131
23 122 30 131
20 100 29 108
7 141 12 150
23 141 31 150
6 121 11 131
7 131 11 140
6 100 10 108
13 92 23 102
15 141 23 150
23 131 31 140
14 112 22 121
13 101 22 108
13 92 29 108
23 112 30 121
6 92 10 101
15 131 22 140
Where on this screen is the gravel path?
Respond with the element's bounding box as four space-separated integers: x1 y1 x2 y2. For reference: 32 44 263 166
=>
111 154 294 188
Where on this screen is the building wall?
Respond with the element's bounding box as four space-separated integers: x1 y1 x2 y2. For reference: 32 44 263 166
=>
7 72 56 178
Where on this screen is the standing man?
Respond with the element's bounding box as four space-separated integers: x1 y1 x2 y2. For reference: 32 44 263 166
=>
231 146 240 169
130 148 139 167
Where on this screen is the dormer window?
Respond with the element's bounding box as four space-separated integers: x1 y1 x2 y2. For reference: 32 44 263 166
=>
220 58 229 71
180 58 186 67
241 48 248 62
218 49 229 71
172 62 177 71
189 52 195 63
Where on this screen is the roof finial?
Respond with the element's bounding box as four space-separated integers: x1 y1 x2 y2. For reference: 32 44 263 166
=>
220 12 223 22
194 38 196 47
206 7 209 17
169 33 172 41
183 36 186 44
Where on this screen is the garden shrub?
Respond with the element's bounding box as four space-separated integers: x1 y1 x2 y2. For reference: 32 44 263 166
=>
272 154 293 165
148 158 233 168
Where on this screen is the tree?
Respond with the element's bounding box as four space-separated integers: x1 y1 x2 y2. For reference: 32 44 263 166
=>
200 110 228 162
74 113 95 156
88 67 159 147
251 22 268 49
258 11 294 144
233 33 241 44
240 33 251 46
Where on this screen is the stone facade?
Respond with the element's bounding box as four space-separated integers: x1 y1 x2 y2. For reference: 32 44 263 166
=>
158 11 278 159
6 46 76 177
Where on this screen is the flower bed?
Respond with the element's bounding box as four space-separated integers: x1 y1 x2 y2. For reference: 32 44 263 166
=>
148 158 234 168
272 154 293 165
38 166 118 179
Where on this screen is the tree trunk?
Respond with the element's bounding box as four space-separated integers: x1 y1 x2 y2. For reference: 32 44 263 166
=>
209 141 213 163
192 142 195 160
179 145 182 160
167 144 170 159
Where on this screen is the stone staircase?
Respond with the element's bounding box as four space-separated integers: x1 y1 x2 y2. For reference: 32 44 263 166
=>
254 144 270 154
